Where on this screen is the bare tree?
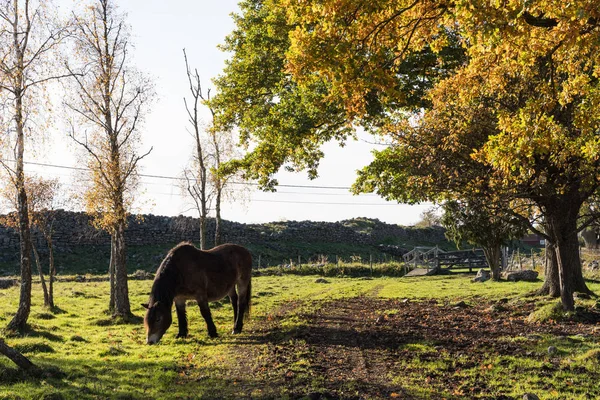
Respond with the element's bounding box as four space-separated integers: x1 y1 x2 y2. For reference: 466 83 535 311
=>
183 49 210 249
0 0 71 332
182 49 247 248
65 0 154 319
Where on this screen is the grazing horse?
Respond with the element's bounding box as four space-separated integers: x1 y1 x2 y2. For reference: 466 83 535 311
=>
142 242 252 344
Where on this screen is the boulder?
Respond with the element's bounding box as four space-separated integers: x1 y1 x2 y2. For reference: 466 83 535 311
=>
472 268 490 283
0 278 18 289
503 270 539 282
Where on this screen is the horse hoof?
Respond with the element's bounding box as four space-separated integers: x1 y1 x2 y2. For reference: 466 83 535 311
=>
231 329 242 335
176 333 188 339
208 332 218 338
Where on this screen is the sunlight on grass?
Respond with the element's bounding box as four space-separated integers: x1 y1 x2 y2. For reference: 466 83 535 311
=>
0 273 599 399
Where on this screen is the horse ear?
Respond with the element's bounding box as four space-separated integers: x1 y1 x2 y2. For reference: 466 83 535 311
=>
141 303 149 309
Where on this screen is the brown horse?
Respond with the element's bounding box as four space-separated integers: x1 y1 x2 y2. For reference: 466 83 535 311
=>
142 242 252 344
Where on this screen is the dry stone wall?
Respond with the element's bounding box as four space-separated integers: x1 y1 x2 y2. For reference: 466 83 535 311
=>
0 210 446 261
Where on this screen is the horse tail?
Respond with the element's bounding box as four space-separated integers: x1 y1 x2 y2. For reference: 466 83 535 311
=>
244 278 252 321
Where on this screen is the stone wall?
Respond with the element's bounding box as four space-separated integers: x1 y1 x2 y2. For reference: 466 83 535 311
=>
0 210 446 261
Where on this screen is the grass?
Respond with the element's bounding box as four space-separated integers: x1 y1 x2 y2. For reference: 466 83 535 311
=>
0 273 599 399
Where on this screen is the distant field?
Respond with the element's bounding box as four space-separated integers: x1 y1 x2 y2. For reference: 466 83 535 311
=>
1 274 599 399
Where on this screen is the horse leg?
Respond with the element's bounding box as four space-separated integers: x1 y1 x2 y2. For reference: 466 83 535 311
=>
197 299 218 338
233 284 249 334
228 288 239 334
175 300 188 338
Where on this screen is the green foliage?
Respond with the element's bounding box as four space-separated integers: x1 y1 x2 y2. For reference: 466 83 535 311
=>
441 199 528 250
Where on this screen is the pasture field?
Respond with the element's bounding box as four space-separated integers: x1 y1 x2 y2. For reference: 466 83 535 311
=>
1 274 600 399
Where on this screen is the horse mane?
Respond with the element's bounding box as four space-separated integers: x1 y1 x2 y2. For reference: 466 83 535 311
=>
149 242 195 305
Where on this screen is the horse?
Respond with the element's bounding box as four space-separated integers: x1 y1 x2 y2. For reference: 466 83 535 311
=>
142 242 252 344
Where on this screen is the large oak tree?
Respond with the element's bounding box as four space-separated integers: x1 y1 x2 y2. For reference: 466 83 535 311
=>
214 0 600 310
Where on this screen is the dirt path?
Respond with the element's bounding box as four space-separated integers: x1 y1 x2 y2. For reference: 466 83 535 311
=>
193 297 600 399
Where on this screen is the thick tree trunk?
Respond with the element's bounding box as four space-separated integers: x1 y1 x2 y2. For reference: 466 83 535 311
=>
545 199 591 311
0 338 37 372
483 245 501 281
31 244 50 307
538 243 560 297
112 222 131 318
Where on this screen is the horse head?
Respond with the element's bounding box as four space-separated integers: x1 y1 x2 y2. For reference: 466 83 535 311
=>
142 301 172 344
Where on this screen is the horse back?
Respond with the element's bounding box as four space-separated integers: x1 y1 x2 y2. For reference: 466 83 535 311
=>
170 243 251 301
207 243 252 282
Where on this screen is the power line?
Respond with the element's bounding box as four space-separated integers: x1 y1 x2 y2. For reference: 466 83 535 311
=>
12 159 354 190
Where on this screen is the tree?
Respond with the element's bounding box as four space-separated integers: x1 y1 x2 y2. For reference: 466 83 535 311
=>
183 50 248 248
0 339 38 373
414 207 441 228
182 49 211 250
441 199 528 281
0 0 71 331
272 1 600 311
65 0 154 318
0 176 61 308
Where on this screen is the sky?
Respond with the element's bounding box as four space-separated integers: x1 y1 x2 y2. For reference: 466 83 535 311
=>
24 0 432 226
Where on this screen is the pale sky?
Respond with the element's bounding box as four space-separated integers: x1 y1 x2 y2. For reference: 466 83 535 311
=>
26 0 432 225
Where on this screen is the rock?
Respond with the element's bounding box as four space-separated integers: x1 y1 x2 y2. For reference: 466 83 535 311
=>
486 303 507 313
588 260 599 270
314 278 329 284
523 394 540 400
503 270 539 282
131 270 154 280
452 301 469 308
548 346 557 355
472 268 491 283
0 278 18 289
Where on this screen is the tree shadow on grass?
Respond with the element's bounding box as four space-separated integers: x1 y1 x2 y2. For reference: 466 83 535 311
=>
4 324 65 342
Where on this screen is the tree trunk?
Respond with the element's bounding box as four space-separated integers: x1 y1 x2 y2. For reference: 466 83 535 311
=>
545 198 591 311
31 244 50 307
483 244 501 281
46 233 56 309
0 338 37 372
109 235 116 312
538 243 560 297
7 87 33 332
215 187 222 246
112 222 131 318
199 214 207 250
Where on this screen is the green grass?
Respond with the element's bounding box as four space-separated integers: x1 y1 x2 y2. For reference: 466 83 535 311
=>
0 274 599 399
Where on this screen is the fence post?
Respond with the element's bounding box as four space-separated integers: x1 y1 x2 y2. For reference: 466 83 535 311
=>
258 254 261 269
298 255 301 268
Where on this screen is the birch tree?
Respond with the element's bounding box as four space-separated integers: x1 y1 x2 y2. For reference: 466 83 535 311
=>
65 0 154 319
0 0 71 332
